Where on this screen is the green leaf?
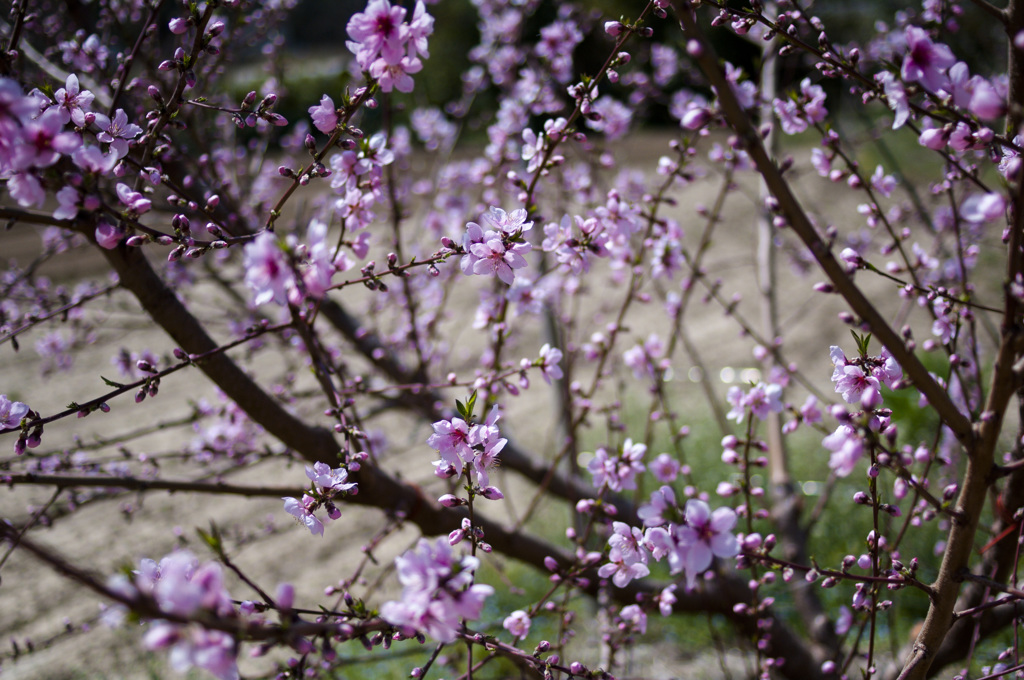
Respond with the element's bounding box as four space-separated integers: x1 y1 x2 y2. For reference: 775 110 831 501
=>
100 376 125 388
196 522 224 556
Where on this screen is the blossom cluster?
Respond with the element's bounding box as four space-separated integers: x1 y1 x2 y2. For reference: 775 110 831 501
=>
599 492 740 592
459 207 533 286
283 462 358 537
428 404 506 493
346 0 434 93
1 75 141 230
379 536 494 643
107 551 239 680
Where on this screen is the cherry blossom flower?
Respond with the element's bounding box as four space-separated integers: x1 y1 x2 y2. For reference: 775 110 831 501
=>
53 73 95 126
346 0 408 70
305 461 357 495
619 604 647 634
115 183 152 215
608 521 647 562
676 500 740 590
427 416 474 468
72 145 118 175
94 109 143 158
726 382 783 422
283 494 325 536
588 439 646 492
461 208 533 285
380 537 494 643
298 219 336 298
503 610 531 638
597 546 650 587
961 192 1006 223
243 232 294 307
824 424 864 477
0 394 29 428
309 94 338 134
124 552 239 680
587 97 632 140
537 343 563 384
901 26 955 93
406 1 434 59
656 584 678 616
13 109 81 171
470 235 529 285
649 453 681 483
535 20 582 83
8 173 45 207
143 625 238 680
95 222 124 249
876 71 910 129
370 53 423 94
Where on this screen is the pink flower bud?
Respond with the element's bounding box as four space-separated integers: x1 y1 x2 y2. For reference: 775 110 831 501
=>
276 583 295 610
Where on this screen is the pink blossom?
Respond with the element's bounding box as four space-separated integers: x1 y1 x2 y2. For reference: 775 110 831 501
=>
619 604 647 634
535 20 583 83
597 546 650 587
588 97 632 140
608 521 648 565
379 537 494 643
537 343 563 384
726 382 783 422
824 424 864 477
656 584 677 616
283 495 325 536
299 219 335 298
53 73 95 126
370 53 423 94
72 145 118 174
13 109 81 171
649 453 680 483
470 237 529 285
587 439 646 492
94 108 142 158
482 206 533 234
346 0 407 70
871 165 897 197
830 346 882 404
961 192 1006 223
918 127 948 150
875 72 910 129
115 183 152 214
405 1 434 59
503 610 531 638
8 173 45 207
95 222 124 249
901 26 955 93
427 416 474 468
969 79 1005 120
305 461 357 495
243 232 294 307
0 394 29 428
676 500 739 591
638 485 677 527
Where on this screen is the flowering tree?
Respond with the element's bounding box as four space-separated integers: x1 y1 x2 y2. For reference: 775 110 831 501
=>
2 0 1024 678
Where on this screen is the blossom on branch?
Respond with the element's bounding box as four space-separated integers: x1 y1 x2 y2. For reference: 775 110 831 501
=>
380 537 494 643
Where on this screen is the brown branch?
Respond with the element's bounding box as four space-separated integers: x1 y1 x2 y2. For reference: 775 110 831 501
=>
1 473 305 498
670 0 974 449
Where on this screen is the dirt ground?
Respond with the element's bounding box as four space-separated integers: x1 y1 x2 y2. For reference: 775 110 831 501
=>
0 130 993 679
